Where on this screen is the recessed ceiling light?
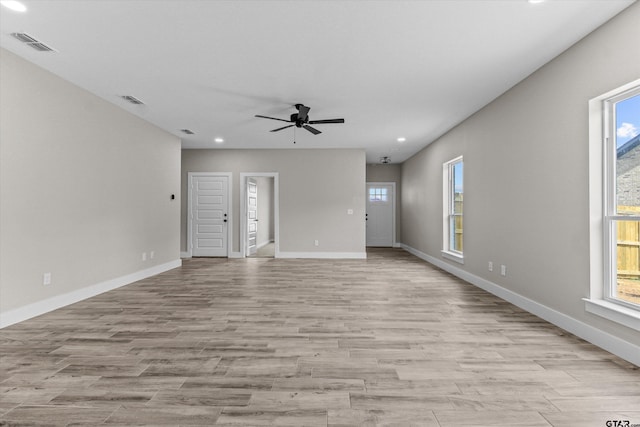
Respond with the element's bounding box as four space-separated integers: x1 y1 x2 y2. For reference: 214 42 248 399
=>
397 137 406 143
214 137 224 144
1 0 27 12
528 0 545 4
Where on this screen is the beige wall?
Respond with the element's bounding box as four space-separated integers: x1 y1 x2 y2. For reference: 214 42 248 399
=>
401 3 640 346
367 163 402 244
0 49 182 315
181 149 366 255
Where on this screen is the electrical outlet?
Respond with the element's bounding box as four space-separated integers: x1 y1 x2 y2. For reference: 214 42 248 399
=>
142 252 147 261
314 240 319 246
488 261 493 272
501 265 507 276
43 273 51 286
150 251 155 259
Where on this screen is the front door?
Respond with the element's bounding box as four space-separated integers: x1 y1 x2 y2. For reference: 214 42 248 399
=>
247 178 258 255
366 183 394 247
192 175 228 257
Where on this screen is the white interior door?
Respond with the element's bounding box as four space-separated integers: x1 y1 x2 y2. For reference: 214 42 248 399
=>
366 183 394 247
247 178 258 255
192 175 228 257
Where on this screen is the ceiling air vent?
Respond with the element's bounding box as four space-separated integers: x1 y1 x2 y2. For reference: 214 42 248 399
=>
11 32 56 52
121 95 144 105
181 129 195 135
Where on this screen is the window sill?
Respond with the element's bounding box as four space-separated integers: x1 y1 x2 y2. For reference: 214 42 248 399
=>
441 250 464 265
583 298 640 331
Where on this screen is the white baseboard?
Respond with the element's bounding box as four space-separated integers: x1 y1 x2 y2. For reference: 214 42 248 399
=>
0 259 182 329
401 243 640 367
182 251 243 259
277 251 367 259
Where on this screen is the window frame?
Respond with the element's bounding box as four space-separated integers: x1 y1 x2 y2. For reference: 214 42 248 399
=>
603 86 640 309
368 186 389 203
586 79 640 331
442 156 464 264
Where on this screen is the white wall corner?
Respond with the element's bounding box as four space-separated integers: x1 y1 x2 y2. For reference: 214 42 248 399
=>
401 243 640 367
0 259 182 329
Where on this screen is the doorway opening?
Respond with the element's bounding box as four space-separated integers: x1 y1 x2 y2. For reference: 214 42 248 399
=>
240 173 279 258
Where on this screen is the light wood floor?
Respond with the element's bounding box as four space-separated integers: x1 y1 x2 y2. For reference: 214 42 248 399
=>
249 242 275 258
1 248 639 426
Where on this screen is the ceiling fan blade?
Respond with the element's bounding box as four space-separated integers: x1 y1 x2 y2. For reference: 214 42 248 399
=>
255 114 292 123
297 104 310 122
303 125 322 135
271 124 294 132
308 118 345 124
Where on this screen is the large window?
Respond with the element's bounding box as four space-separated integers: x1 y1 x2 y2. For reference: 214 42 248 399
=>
587 81 640 331
442 156 463 263
604 86 640 309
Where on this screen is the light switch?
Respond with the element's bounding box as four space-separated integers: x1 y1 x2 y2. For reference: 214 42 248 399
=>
347 209 354 215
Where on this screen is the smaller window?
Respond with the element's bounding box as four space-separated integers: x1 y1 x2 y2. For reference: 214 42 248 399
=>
442 156 464 263
369 187 388 202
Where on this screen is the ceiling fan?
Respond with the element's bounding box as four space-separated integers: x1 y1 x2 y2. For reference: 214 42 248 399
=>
255 104 344 136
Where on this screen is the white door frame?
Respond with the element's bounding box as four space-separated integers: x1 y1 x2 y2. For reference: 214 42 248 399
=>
366 181 397 247
240 172 279 258
187 172 233 258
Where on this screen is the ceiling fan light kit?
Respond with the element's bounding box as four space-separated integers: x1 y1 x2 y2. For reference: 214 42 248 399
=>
255 103 344 143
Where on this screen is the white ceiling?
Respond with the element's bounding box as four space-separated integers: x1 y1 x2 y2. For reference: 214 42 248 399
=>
1 0 635 163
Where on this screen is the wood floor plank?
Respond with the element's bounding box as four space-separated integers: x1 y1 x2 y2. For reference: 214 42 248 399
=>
328 408 441 426
434 410 552 427
1 405 116 425
105 404 222 425
1 248 639 426
540 411 640 427
217 408 327 426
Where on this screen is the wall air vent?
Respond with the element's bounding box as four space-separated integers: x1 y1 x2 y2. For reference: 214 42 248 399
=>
11 32 57 52
181 129 195 135
121 95 145 105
